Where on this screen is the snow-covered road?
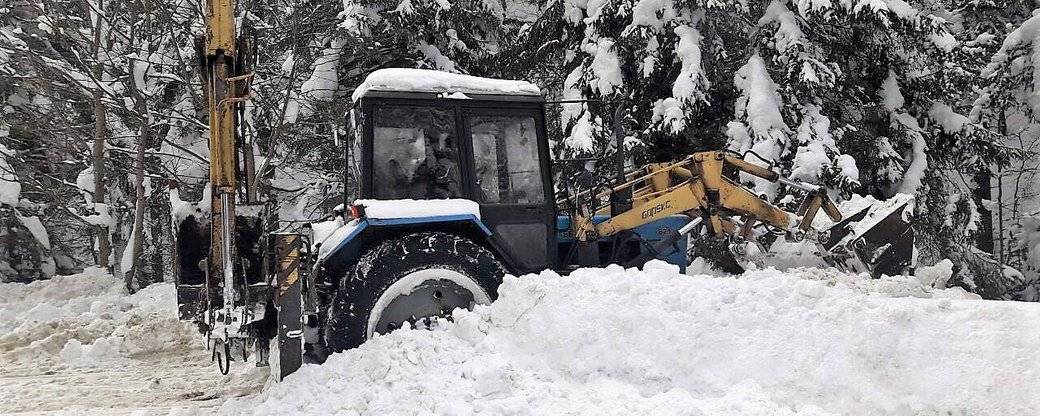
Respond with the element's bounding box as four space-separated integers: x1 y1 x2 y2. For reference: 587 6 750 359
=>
1 350 262 415
0 270 266 415
4 263 1039 415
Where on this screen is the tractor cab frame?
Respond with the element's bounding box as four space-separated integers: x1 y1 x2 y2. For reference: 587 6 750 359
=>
347 90 558 275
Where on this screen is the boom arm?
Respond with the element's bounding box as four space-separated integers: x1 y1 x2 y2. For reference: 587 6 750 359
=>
204 0 238 315
566 151 842 242
201 0 254 341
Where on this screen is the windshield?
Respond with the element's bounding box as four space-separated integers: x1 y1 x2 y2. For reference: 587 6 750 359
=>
371 106 462 200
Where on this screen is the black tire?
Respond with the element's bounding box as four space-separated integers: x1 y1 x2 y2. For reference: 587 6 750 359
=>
325 231 506 352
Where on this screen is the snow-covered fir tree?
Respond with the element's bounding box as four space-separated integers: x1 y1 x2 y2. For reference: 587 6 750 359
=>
971 3 1040 295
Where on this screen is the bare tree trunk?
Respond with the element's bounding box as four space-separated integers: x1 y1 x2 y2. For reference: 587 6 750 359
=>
997 107 1008 263
997 170 1005 262
973 169 994 254
91 92 112 270
124 0 151 292
126 119 147 293
89 0 112 271
125 66 149 292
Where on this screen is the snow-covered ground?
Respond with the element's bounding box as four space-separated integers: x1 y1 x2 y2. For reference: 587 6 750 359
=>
4 263 1039 415
230 262 1038 415
0 269 266 415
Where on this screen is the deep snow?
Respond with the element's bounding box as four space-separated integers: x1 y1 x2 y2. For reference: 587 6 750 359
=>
5 263 1039 415
226 262 1038 416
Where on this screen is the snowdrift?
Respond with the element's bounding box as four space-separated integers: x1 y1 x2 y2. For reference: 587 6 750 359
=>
0 268 198 370
240 263 1040 415
0 269 268 414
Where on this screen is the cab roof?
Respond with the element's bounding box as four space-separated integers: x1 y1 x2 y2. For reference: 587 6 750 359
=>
351 68 542 102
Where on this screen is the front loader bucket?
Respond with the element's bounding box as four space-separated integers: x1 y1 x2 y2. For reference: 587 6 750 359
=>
821 194 915 277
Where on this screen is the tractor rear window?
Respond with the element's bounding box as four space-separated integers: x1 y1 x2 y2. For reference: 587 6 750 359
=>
372 106 462 200
468 115 544 204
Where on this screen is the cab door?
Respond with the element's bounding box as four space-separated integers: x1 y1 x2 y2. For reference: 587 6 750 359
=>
460 107 556 273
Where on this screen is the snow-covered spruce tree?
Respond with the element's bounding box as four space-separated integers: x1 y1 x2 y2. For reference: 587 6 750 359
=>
0 129 55 283
939 0 1031 259
971 5 1040 299
545 0 732 169
547 0 964 203
896 0 1040 299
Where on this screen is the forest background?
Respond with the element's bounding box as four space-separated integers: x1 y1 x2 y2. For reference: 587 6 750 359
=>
1 0 1038 300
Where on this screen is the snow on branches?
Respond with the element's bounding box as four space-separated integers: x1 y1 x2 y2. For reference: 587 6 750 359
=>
980 12 1040 114
733 54 789 154
553 0 957 202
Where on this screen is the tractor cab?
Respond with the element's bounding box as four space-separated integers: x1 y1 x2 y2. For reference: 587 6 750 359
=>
348 69 556 273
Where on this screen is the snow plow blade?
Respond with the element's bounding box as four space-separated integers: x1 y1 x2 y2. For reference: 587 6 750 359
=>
820 194 915 278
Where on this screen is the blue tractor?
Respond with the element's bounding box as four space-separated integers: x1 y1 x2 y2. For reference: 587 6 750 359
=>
174 69 913 378
307 69 693 358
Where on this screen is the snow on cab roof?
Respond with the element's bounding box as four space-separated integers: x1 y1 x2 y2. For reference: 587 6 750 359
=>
351 68 541 101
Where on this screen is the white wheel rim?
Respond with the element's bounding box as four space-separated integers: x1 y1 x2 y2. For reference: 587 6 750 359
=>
366 268 491 338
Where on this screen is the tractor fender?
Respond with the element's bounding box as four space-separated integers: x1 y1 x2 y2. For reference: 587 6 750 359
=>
312 214 501 285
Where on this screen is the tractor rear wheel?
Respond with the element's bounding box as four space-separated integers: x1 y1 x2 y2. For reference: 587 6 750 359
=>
325 232 506 352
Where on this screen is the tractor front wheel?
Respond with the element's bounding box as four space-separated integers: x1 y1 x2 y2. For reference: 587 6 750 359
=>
325 232 506 352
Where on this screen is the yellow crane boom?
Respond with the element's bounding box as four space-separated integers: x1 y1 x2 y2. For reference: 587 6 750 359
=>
203 0 239 315
563 150 843 261
200 0 254 362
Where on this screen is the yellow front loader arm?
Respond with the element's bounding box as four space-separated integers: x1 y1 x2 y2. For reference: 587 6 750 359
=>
566 151 842 243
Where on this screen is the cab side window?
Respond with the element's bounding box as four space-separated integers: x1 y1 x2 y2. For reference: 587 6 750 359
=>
372 106 462 200
468 115 545 204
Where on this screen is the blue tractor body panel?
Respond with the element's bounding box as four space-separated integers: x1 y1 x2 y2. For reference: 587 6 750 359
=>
315 214 494 277
555 214 690 272
367 215 494 234
316 212 690 277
